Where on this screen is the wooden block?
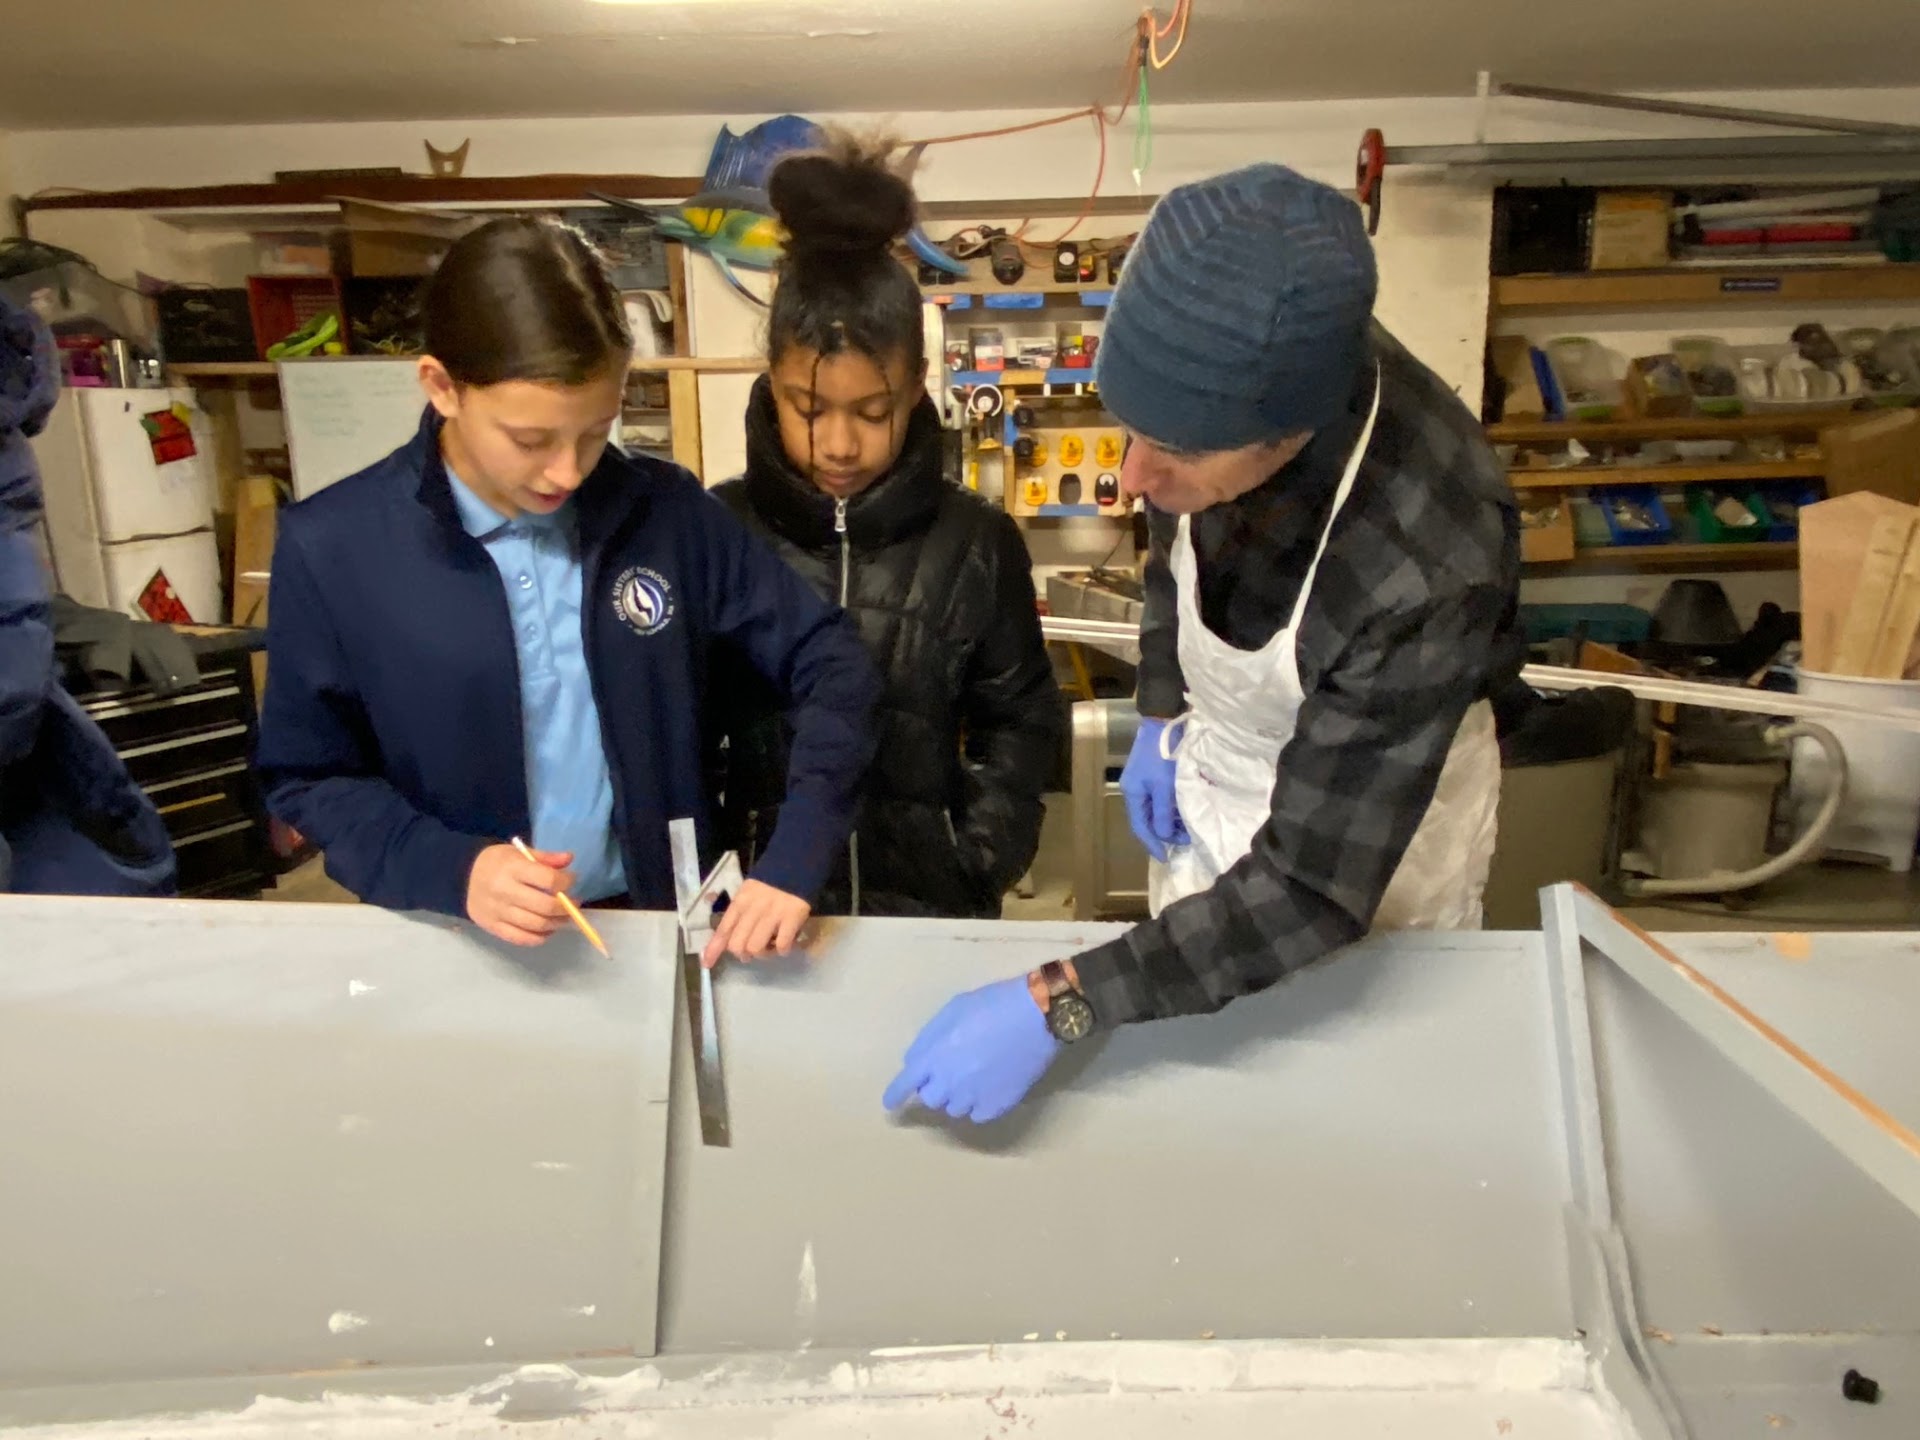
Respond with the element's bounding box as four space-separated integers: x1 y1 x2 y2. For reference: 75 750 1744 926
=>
668 369 703 481
230 474 279 703
1869 526 1920 678
1589 191 1671 271
1798 491 1919 672
1831 509 1918 676
1821 409 1920 506
1576 641 1650 677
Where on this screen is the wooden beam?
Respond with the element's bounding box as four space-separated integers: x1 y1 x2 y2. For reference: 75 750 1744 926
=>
1494 264 1920 310
1487 410 1886 443
1522 541 1800 574
668 370 703 480
23 173 701 214
1508 460 1823 490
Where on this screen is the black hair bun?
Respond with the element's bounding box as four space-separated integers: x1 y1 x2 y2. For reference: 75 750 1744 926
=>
769 134 915 261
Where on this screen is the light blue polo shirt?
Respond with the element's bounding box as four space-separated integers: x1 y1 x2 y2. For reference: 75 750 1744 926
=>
446 468 628 902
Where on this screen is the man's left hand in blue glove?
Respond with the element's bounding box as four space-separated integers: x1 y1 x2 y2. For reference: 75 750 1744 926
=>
883 962 1097 1124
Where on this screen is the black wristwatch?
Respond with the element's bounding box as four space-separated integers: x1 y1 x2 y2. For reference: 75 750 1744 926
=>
1028 959 1097 1042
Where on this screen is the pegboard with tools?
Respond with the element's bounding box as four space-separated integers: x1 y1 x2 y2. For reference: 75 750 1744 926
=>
1005 400 1129 519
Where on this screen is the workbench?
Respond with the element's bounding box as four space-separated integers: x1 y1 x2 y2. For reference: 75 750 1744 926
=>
0 888 1914 1438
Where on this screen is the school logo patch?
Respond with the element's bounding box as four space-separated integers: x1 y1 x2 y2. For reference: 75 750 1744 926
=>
612 566 675 637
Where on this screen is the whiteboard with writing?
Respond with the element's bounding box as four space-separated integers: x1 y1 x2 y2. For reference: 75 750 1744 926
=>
280 359 427 500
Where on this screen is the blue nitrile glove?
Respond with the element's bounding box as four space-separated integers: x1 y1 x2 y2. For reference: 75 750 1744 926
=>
1120 716 1188 862
883 976 1060 1124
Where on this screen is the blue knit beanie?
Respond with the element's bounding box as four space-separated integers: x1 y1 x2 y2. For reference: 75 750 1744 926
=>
1096 164 1377 453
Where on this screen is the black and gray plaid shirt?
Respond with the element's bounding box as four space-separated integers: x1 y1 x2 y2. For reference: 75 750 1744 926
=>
1072 325 1522 1026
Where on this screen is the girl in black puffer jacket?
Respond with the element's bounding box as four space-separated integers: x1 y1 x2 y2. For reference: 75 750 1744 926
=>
707 137 1063 918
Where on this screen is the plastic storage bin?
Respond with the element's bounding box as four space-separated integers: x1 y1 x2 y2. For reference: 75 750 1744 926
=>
246 276 344 360
1671 335 1744 417
1686 488 1769 542
1544 337 1622 422
1519 603 1652 646
1591 487 1673 547
1751 481 1822 542
156 286 256 363
0 262 154 351
1787 670 1920 872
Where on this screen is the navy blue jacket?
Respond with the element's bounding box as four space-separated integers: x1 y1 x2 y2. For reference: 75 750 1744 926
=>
0 295 175 897
257 413 880 915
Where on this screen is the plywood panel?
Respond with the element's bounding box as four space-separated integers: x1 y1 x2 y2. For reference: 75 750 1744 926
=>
1592 932 1920 1338
0 897 679 1391
659 920 1577 1352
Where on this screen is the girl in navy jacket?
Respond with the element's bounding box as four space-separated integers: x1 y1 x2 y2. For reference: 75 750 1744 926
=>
257 217 878 959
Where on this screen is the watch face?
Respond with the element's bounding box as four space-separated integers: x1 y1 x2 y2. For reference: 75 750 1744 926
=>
1049 993 1096 1043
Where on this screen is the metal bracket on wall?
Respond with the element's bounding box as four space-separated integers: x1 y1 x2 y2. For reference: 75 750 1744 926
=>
1378 73 1920 180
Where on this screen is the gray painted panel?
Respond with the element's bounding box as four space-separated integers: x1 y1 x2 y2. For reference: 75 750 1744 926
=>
1671 931 1920 1138
658 919 1577 1351
0 896 678 1391
1575 899 1920 1225
1588 957 1920 1337
1657 1333 1919 1439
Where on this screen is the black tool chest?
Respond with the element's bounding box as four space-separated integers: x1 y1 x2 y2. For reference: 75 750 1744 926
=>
76 646 277 899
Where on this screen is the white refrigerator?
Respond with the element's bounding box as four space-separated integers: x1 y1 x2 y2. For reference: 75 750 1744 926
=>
32 386 223 625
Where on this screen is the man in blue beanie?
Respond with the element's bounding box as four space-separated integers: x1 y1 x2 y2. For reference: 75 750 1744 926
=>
886 164 1520 1124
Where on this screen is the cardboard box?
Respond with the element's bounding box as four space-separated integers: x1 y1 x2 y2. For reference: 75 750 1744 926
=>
1822 409 1920 506
969 328 1005 373
1588 191 1671 271
1624 354 1692 418
1490 335 1546 423
340 198 478 278
230 474 279 700
1519 498 1577 563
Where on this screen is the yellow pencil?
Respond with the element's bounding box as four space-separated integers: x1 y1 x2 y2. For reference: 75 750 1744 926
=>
510 836 611 959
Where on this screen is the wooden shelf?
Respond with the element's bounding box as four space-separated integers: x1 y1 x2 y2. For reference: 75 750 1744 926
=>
1526 542 1799 574
1493 263 1920 311
1487 410 1889 443
948 367 1099 389
169 362 279 378
1508 460 1823 491
927 288 1114 309
23 172 698 217
170 355 764 381
630 356 764 374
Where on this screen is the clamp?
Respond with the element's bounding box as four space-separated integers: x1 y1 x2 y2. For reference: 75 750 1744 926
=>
1356 128 1385 236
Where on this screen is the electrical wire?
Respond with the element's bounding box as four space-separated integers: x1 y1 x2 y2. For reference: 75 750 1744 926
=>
899 5 1189 254
1148 0 1191 69
1132 64 1154 185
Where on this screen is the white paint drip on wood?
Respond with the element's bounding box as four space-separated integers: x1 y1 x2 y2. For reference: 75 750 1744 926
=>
795 1242 818 1330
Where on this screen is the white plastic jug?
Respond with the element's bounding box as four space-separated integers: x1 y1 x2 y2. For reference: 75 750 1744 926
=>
1788 670 1920 873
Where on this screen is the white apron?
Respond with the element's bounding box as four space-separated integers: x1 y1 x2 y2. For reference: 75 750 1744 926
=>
1147 372 1500 932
